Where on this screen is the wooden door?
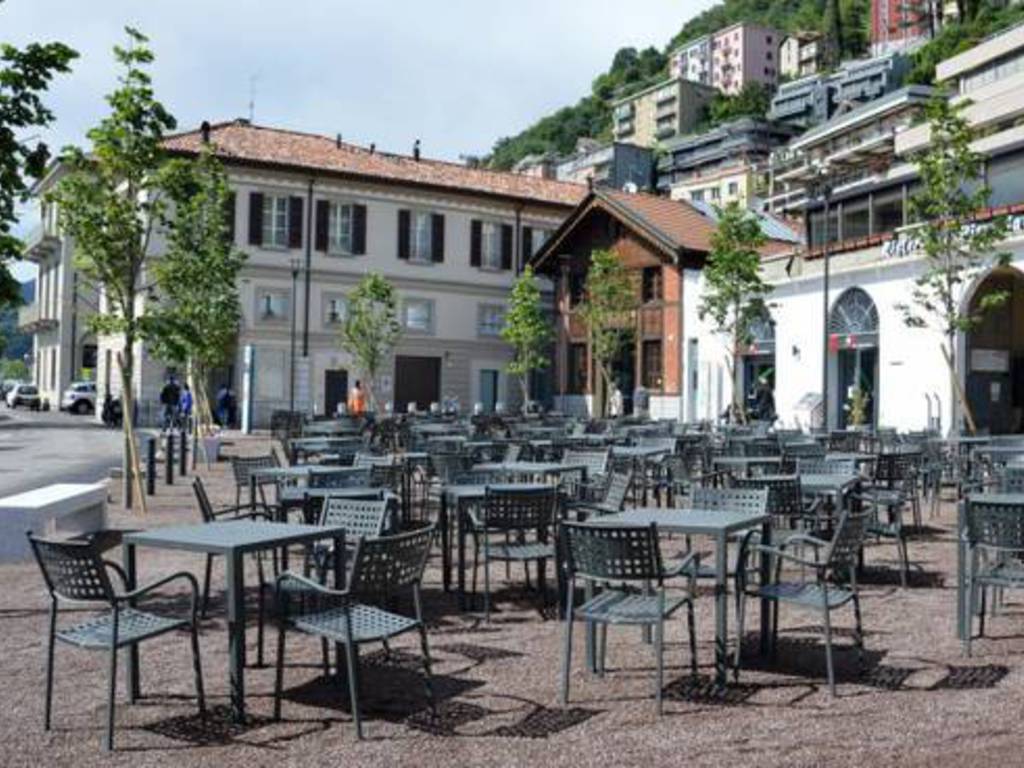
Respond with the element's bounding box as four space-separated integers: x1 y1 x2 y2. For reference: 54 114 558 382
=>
394 356 440 413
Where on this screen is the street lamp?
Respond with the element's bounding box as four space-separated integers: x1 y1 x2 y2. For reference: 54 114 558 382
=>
289 258 301 413
807 159 834 431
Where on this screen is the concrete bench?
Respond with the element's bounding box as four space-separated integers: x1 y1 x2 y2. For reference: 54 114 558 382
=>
0 483 109 562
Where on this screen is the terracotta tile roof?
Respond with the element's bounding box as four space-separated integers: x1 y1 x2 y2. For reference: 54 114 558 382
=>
598 189 718 254
162 120 586 208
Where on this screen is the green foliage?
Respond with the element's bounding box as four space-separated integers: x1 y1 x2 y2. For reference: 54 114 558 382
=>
338 274 402 411
500 265 551 408
0 4 76 308
701 83 772 129
897 94 1010 341
0 357 28 380
699 201 771 421
577 249 637 415
908 3 1024 85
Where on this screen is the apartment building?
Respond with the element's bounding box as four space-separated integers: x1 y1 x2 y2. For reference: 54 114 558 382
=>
710 23 781 96
656 117 796 207
555 141 654 190
668 35 712 85
871 0 934 56
611 77 716 147
24 120 584 424
779 33 824 79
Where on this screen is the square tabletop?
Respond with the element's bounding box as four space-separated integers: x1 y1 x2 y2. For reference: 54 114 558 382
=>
966 492 1024 505
799 473 861 495
443 482 551 501
712 455 783 466
473 461 586 475
596 507 769 537
124 521 347 555
610 446 669 458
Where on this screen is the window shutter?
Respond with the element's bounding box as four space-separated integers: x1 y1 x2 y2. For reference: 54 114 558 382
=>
470 220 482 267
500 224 513 270
522 226 533 264
288 196 304 249
352 204 367 254
248 192 263 246
224 192 237 246
431 214 445 262
397 209 410 259
315 200 329 252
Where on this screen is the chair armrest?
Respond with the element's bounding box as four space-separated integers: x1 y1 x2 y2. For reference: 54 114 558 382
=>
275 570 351 599
117 571 200 610
663 550 700 581
103 560 129 592
778 533 829 553
746 542 823 570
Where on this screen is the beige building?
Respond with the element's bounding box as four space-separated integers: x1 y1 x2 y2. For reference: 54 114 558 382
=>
779 33 824 80
612 77 716 147
668 166 757 207
23 120 584 425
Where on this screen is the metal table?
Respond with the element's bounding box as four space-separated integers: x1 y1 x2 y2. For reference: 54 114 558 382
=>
473 461 587 481
711 455 783 477
122 521 346 723
596 507 771 688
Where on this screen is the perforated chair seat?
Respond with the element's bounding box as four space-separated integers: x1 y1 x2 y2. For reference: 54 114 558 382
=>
293 603 419 644
575 590 688 625
975 561 1024 588
57 608 188 649
757 581 854 610
485 541 555 562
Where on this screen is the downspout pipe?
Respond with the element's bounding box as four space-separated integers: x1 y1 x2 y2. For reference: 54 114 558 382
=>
303 178 314 356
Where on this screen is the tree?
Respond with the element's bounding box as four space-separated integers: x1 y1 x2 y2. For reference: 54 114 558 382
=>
501 265 551 411
338 274 402 412
48 28 176 510
577 249 636 417
823 0 844 68
0 8 76 307
897 94 1009 434
698 201 771 423
147 146 245 436
703 83 772 129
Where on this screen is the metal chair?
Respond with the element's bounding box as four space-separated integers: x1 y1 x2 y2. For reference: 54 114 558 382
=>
27 533 205 750
308 468 372 489
469 485 559 620
796 458 857 477
852 452 918 587
273 526 436 738
735 507 869 695
229 453 280 516
568 471 634 519
560 522 699 715
733 474 823 535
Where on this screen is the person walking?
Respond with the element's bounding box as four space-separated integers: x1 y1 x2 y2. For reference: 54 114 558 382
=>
347 380 366 416
179 383 193 432
160 378 180 431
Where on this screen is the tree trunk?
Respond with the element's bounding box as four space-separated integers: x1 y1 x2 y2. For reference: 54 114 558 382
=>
117 346 147 515
520 374 530 415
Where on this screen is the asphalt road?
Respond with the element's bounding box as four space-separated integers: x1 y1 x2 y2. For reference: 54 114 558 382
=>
0 406 124 497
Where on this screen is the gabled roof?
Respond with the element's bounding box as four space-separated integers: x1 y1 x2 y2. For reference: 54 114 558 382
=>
163 120 586 208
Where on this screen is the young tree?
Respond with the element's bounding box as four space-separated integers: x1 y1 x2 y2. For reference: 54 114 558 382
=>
338 274 402 412
698 201 770 423
577 249 636 417
501 265 551 411
0 10 76 307
897 94 1009 434
48 28 176 509
148 146 245 436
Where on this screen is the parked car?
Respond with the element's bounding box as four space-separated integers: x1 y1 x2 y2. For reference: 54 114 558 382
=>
6 383 40 409
1 379 24 398
60 381 97 414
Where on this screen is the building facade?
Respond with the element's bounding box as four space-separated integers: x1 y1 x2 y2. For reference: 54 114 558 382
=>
871 0 933 56
612 77 717 147
668 35 712 85
555 142 654 190
710 23 781 96
779 33 824 80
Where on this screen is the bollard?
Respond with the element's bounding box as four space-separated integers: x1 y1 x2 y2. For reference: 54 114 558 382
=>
180 429 188 477
166 432 175 485
146 436 156 496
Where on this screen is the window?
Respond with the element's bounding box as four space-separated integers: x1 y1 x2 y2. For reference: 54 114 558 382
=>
641 267 663 303
480 222 502 269
642 340 663 389
328 202 353 254
411 211 433 262
709 187 721 201
872 187 904 235
527 228 551 259
568 273 586 307
478 304 505 337
727 181 739 196
691 189 705 202
262 195 289 248
567 343 587 394
324 296 348 326
403 298 434 333
257 291 289 321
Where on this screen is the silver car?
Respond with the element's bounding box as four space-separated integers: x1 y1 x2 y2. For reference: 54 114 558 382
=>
6 383 40 409
61 381 97 414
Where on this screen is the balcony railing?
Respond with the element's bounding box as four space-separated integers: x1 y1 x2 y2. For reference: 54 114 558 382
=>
17 302 58 333
22 223 59 261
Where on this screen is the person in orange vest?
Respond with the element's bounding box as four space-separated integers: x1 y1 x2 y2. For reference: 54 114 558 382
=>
347 379 366 416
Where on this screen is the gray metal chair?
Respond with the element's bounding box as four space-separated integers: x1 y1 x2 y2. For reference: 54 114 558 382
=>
230 453 279 511
27 533 205 751
797 458 857 477
568 471 634 519
733 474 824 535
851 452 918 587
562 448 610 499
560 522 699 715
734 507 869 695
273 526 436 738
964 496 1024 656
308 468 372 489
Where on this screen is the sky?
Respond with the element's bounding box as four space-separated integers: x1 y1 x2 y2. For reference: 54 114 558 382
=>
5 0 717 280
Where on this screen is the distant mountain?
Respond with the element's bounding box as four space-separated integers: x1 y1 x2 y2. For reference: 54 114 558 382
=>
1 279 34 361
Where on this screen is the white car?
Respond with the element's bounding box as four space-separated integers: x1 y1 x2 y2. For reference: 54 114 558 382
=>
61 381 97 414
6 383 40 409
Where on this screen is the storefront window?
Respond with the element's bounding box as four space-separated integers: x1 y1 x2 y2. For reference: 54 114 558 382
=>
842 197 870 240
567 343 587 394
872 187 904 234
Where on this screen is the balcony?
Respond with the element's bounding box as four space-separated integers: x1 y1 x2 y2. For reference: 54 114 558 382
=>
22 222 60 262
17 302 59 334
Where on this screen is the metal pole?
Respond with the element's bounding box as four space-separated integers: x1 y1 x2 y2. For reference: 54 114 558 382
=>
146 436 156 496
289 262 299 413
180 427 188 477
165 432 174 485
821 188 831 432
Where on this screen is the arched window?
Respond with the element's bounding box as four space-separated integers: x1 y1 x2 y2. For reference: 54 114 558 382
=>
829 287 879 346
743 312 775 355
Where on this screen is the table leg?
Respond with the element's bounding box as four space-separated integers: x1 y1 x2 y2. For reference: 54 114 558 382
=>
457 500 467 611
123 542 140 702
250 475 256 515
440 492 451 592
957 500 966 641
226 550 247 722
758 519 772 658
714 531 728 690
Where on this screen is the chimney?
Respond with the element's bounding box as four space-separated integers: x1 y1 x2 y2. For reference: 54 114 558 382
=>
413 139 421 161
369 143 376 155
200 120 211 144
336 133 342 148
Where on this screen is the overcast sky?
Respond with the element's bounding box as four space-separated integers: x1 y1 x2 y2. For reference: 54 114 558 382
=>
6 0 716 280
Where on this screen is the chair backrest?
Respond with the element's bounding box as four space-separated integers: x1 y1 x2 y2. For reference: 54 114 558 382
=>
562 522 663 583
451 469 511 486
797 458 856 476
783 442 826 461
483 486 557 532
637 436 677 454
563 449 609 478
353 452 395 469
1001 466 1024 494
348 525 435 596
873 451 919 487
320 497 391 540
689 486 769 516
967 498 1024 550
430 453 469 483
192 476 217 523
602 471 633 511
732 474 802 519
308 468 372 489
230 453 279 487
824 508 870 571
27 534 115 604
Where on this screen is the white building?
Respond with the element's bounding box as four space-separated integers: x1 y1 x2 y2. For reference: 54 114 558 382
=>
668 35 712 85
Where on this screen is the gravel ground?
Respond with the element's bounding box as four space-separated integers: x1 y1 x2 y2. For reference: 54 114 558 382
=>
2 435 1022 767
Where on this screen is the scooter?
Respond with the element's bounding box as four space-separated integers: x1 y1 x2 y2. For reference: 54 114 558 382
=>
101 395 123 429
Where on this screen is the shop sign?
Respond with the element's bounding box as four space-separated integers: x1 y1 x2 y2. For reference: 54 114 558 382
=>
881 214 1024 260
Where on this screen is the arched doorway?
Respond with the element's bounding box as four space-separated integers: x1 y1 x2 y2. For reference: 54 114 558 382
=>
741 312 775 420
965 267 1024 434
828 287 879 429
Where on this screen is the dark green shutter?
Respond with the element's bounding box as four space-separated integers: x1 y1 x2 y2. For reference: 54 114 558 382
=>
352 204 367 255
500 224 513 270
248 192 263 246
397 209 410 259
470 220 482 267
315 200 329 252
431 214 445 262
288 196 303 249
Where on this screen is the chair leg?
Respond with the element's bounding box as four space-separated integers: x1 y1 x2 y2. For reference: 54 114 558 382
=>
979 585 987 639
654 617 665 715
44 603 57 731
321 638 330 678
686 599 698 677
822 603 836 697
734 591 747 682
256 569 266 668
342 642 362 739
598 624 607 676
273 619 286 720
483 547 491 622
417 624 437 715
560 590 574 706
201 555 213 618
851 593 865 672
190 620 206 717
105 641 118 751
897 535 909 589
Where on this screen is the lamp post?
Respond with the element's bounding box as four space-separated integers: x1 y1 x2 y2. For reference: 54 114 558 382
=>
289 258 300 413
807 159 833 431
